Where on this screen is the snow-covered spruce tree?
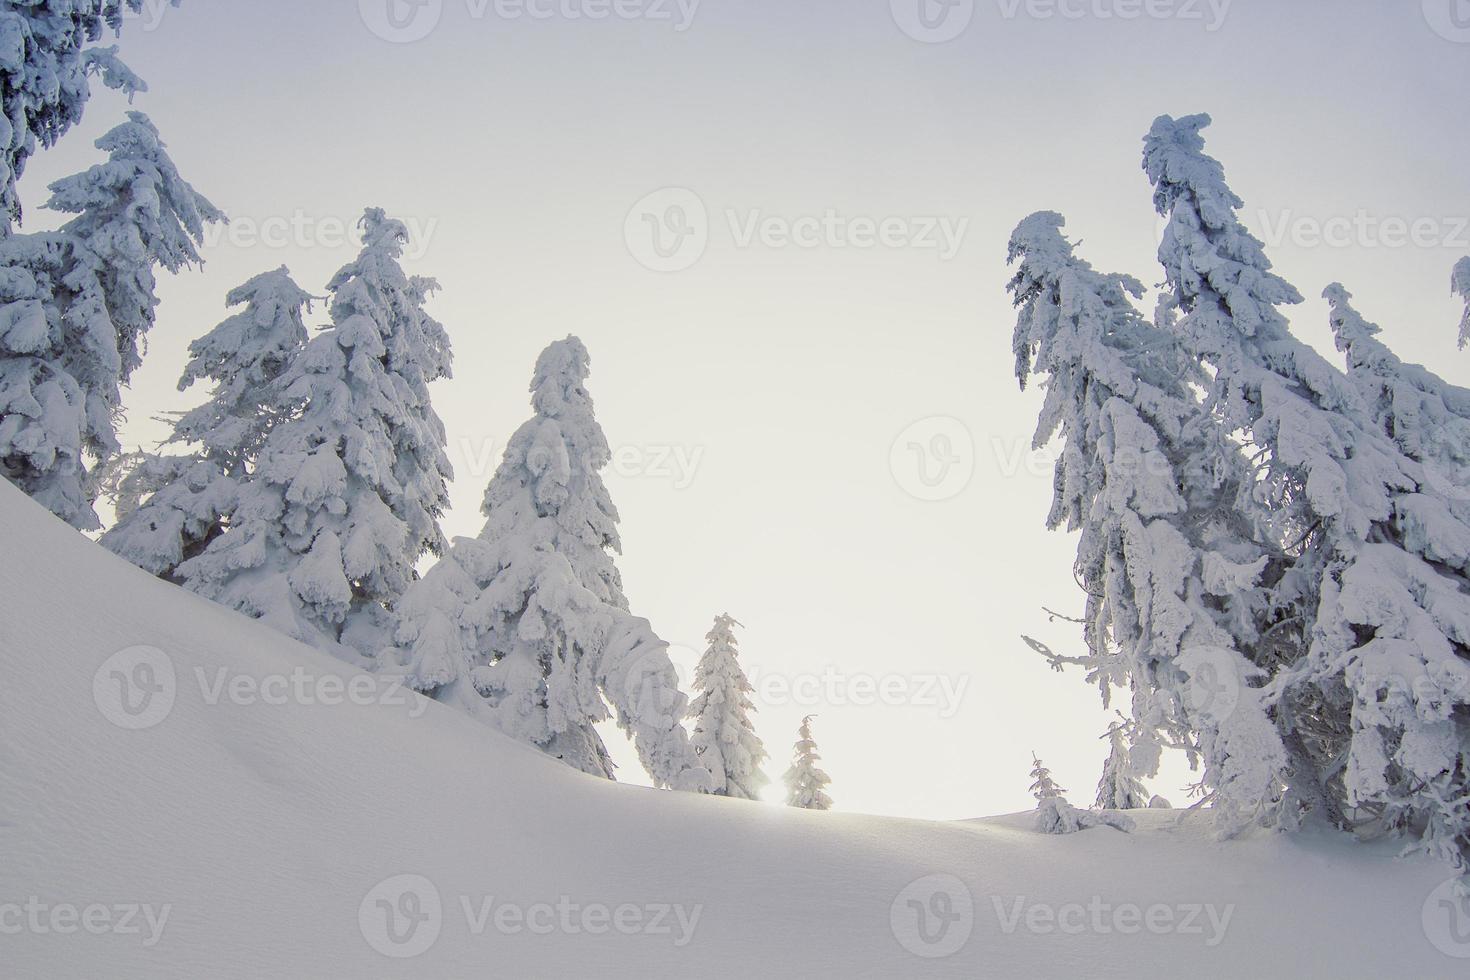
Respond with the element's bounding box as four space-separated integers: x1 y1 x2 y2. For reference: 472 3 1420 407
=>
99 267 313 578
1096 723 1149 811
1322 284 1470 869
1030 755 1082 833
1328 283 1470 492
688 613 768 799
0 111 218 529
1030 753 1132 834
0 0 167 231
1007 210 1287 833
1145 114 1470 866
49 111 223 396
178 211 450 662
173 267 316 471
1454 257 1469 351
392 336 707 789
1144 114 1388 827
783 715 832 810
1029 754 1065 801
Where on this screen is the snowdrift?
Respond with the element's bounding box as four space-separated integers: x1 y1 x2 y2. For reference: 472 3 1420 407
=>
0 478 1462 978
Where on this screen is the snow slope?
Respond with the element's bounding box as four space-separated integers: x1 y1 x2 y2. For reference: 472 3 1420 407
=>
1 478 1464 979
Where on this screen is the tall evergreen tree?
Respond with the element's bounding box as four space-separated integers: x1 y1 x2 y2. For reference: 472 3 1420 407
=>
100 267 313 577
1029 754 1065 801
0 111 218 529
1322 284 1470 871
392 336 707 789
783 715 832 810
173 267 315 474
1011 116 1470 869
1095 723 1149 811
1030 753 1133 834
1144 114 1400 827
1007 210 1287 832
1328 282 1470 490
1143 114 1470 868
179 211 450 661
688 613 768 800
0 0 165 231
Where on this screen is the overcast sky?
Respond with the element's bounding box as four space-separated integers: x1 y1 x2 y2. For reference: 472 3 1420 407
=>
23 0 1470 818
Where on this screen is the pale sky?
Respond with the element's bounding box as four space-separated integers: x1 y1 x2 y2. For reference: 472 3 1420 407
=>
23 0 1470 819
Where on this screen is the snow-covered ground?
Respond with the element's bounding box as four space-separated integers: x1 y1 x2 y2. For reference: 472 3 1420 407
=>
1 477 1464 979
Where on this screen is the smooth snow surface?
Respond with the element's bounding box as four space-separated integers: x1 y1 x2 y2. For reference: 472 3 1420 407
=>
0 479 1462 978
